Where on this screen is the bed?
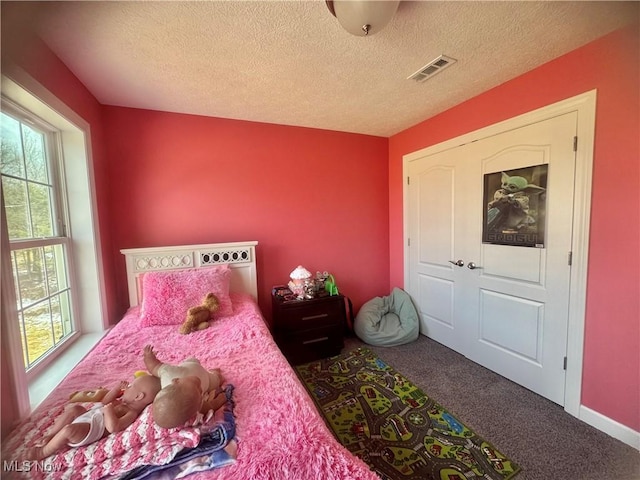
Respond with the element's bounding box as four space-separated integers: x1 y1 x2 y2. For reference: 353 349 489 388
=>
3 241 379 480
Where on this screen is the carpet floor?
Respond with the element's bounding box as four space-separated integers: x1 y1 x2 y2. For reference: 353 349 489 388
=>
342 335 639 480
297 346 520 480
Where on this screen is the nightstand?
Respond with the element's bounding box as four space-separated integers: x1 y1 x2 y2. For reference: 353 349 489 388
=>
272 289 346 365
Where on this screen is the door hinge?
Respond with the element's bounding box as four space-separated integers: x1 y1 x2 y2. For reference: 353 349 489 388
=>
407 176 410 185
568 251 573 266
408 238 411 246
573 136 578 152
563 356 567 370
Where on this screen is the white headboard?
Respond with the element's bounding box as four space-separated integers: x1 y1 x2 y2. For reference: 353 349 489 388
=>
120 241 258 307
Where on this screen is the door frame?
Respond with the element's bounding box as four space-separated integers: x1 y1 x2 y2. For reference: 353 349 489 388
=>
402 90 596 418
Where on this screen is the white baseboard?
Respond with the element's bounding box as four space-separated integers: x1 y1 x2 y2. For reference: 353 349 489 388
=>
579 405 640 450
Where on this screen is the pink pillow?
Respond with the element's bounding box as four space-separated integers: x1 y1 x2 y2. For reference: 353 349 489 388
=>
140 265 233 327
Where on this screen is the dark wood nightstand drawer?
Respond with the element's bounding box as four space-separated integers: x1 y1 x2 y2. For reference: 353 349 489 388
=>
277 327 344 365
277 300 344 330
276 324 338 343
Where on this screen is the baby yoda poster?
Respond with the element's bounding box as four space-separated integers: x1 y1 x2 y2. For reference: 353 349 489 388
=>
483 164 548 247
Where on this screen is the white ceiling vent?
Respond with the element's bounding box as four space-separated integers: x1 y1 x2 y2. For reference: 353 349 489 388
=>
407 55 457 82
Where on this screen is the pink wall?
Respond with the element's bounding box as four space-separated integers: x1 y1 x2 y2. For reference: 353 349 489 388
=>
103 107 390 321
388 24 640 431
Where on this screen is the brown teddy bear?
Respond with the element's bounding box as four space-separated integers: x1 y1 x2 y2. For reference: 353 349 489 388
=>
180 292 220 334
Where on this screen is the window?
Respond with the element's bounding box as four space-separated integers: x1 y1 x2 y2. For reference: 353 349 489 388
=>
2 73 105 415
1 107 76 371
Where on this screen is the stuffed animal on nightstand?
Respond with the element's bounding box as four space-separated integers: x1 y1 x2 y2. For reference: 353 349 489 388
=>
180 292 220 334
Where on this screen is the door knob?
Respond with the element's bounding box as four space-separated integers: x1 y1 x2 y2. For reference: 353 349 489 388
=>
448 260 464 267
467 262 481 270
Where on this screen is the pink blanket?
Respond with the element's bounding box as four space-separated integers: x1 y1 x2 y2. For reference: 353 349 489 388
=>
4 294 379 480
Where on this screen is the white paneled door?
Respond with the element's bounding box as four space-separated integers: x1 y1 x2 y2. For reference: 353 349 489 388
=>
407 112 578 405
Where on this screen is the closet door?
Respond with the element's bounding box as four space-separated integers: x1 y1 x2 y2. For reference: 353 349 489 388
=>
407 141 476 355
407 112 577 405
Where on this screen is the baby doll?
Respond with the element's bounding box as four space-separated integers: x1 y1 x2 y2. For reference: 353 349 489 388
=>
143 345 226 429
26 375 161 460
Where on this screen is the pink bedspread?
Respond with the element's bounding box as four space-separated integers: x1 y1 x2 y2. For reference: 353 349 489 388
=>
4 294 379 480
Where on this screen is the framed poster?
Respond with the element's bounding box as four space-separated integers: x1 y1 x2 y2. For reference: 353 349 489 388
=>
482 164 548 247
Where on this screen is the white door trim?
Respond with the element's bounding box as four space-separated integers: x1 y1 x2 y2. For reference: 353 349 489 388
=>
403 90 596 419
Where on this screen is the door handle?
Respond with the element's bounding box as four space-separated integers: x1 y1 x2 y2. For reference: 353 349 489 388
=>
467 262 482 270
448 260 464 267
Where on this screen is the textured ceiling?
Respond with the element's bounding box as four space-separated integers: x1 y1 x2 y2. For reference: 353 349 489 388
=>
5 1 639 137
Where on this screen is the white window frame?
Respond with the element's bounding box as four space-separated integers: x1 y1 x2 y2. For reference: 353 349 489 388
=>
1 67 107 417
2 102 81 376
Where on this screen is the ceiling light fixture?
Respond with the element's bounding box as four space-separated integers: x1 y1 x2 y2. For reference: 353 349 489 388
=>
325 1 400 37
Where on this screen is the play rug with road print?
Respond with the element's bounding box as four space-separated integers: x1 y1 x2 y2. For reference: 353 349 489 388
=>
295 347 520 480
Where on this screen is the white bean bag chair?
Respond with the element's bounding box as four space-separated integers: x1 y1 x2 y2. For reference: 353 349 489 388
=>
354 287 419 346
